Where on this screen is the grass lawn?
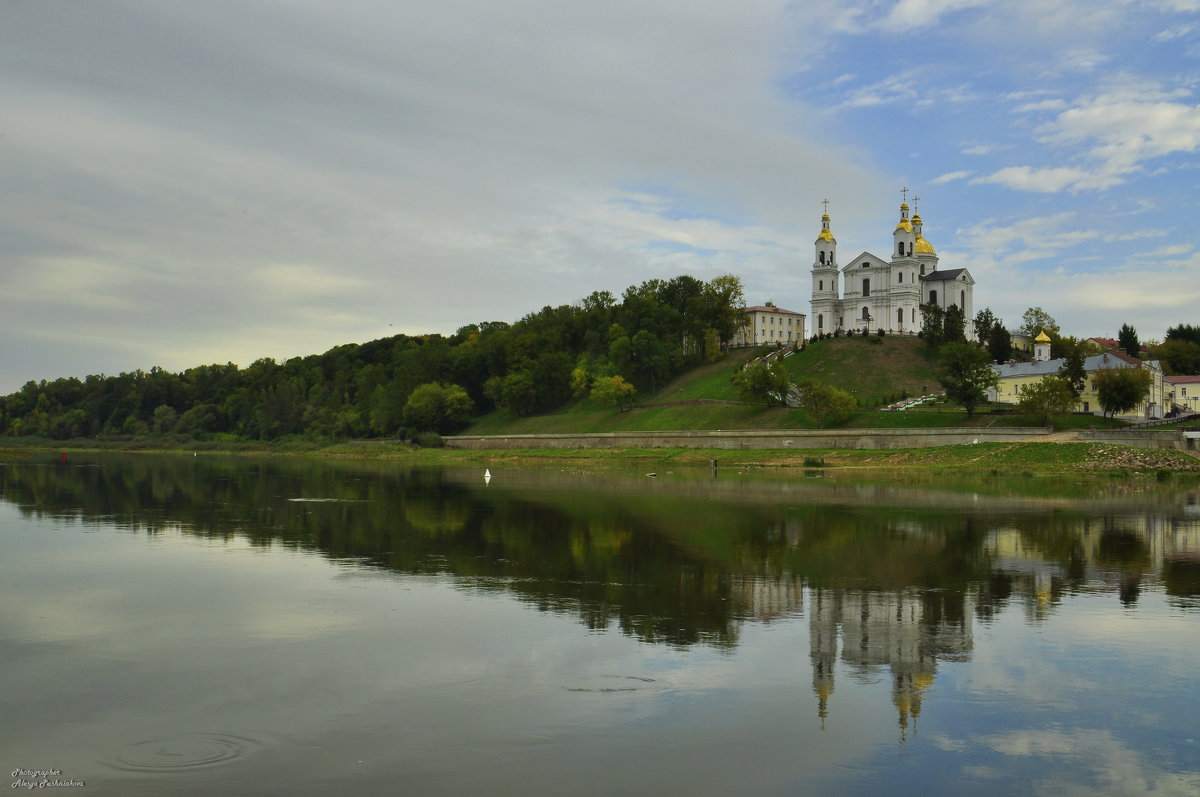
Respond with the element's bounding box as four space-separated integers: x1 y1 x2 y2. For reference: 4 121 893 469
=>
783 334 940 406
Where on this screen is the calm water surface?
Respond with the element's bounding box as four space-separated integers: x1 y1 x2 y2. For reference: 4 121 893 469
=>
1 454 1198 796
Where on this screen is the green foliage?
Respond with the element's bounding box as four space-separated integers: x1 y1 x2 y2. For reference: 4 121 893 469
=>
413 431 444 448
920 303 945 349
973 307 999 346
986 324 1012 363
943 304 967 344
936 343 998 417
731 360 789 406
1094 367 1153 418
1118 323 1140 358
796 380 855 427
1056 337 1089 396
1166 324 1200 345
1019 307 1060 338
1017 376 1079 425
590 375 637 412
1149 338 1200 375
402 382 474 434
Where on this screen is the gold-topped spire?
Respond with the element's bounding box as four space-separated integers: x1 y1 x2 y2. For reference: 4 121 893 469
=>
896 194 913 232
817 202 834 242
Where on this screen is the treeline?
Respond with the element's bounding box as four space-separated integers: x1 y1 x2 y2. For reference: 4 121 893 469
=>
0 275 747 441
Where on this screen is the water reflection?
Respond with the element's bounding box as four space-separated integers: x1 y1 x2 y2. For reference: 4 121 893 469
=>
2 454 1199 795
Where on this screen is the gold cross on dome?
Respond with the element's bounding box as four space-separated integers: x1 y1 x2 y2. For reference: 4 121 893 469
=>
900 186 909 203
913 195 921 212
821 198 830 214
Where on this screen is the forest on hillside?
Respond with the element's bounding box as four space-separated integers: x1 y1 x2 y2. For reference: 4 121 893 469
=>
0 275 747 441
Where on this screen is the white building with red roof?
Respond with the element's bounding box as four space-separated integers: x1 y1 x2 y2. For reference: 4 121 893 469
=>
731 304 806 348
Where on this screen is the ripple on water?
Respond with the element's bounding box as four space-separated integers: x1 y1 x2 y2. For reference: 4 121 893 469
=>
110 732 261 772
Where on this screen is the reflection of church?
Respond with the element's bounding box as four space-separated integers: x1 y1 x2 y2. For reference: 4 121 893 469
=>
809 587 973 738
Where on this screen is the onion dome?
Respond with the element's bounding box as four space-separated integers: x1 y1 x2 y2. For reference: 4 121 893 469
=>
817 212 834 242
1035 330 1052 343
912 213 936 253
895 202 913 233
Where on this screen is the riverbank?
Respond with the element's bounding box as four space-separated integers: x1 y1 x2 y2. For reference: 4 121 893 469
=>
4 437 1199 475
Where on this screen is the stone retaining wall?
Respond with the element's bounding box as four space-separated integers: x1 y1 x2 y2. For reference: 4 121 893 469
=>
444 427 1053 451
1079 429 1197 452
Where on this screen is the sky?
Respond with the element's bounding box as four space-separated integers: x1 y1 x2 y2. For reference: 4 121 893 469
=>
2 0 1199 393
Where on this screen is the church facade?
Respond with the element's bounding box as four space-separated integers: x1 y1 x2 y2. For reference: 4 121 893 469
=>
810 199 974 338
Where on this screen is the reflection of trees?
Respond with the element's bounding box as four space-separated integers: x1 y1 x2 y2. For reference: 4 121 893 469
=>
1 455 1196 655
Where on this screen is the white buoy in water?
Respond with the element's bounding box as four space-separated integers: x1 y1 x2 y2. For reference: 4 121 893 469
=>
484 468 492 484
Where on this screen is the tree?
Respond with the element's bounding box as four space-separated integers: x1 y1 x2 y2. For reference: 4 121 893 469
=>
943 305 967 344
590 375 637 411
986 324 1013 363
937 343 998 417
1118 323 1140 358
731 360 790 406
920 303 945 349
973 307 999 346
1094 367 1152 418
796 380 855 427
1149 338 1200 375
1019 307 1060 338
402 382 474 433
1056 337 1089 396
1017 376 1078 426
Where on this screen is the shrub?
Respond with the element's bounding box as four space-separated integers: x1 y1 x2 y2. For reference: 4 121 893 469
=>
414 431 444 448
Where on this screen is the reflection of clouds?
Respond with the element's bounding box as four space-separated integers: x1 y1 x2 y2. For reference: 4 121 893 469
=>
978 729 1200 797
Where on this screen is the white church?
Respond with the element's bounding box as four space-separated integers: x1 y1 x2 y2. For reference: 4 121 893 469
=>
809 196 975 338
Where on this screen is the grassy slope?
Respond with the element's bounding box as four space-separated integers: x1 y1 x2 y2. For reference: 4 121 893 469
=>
782 334 941 405
462 335 1130 435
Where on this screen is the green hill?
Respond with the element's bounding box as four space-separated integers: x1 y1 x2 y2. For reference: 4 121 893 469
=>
781 334 941 406
466 336 976 435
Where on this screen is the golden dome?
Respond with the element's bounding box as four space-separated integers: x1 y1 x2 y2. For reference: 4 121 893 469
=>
1035 330 1052 343
817 229 834 242
914 235 936 254
895 219 913 232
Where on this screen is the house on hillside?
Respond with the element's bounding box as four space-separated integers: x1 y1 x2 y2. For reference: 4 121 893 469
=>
988 332 1167 419
810 196 975 338
731 304 806 348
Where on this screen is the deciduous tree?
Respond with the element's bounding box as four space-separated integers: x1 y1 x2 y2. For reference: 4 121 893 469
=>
937 343 998 417
1018 376 1078 426
1094 367 1152 418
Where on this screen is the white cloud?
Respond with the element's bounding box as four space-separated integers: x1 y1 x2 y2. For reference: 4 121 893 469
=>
1015 99 1069 113
971 166 1102 193
931 170 973 184
880 0 994 31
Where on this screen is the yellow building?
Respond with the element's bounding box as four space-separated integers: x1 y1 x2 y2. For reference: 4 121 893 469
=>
989 334 1167 419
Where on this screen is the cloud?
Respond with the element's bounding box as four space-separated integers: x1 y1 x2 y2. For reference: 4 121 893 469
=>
974 77 1200 193
971 166 1101 193
1015 99 1069 113
931 170 973 184
880 0 994 31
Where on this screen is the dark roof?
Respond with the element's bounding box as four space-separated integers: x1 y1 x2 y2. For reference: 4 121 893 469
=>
920 268 968 282
744 305 804 316
1165 374 1200 384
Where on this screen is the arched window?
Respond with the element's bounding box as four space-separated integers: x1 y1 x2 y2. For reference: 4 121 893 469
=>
862 278 870 297
819 280 823 291
897 308 903 325
898 242 904 256
818 313 824 330
961 290 966 307
862 306 870 320
907 243 913 257
819 251 825 264
912 308 916 323
920 264 926 275
898 272 903 283
929 290 937 305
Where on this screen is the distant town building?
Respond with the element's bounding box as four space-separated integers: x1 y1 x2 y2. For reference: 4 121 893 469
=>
1165 375 1200 414
810 196 975 338
988 346 1167 419
732 304 806 348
